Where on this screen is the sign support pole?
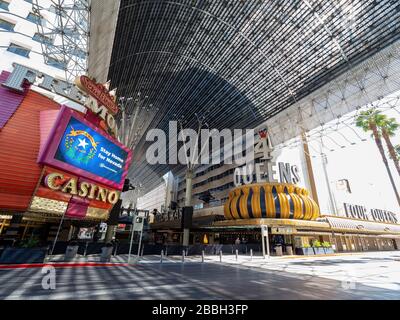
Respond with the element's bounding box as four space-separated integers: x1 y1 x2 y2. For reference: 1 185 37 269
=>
261 227 265 258
127 214 136 264
50 210 67 256
137 227 143 261
261 225 270 259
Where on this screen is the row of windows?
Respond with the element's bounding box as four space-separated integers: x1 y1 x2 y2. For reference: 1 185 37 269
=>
1 0 62 22
3 40 65 69
177 162 227 188
0 17 13 31
0 17 52 45
0 13 83 62
0 1 45 7
195 163 225 178
179 181 235 200
0 5 45 25
0 12 64 69
185 156 265 190
26 12 44 25
193 168 235 189
0 0 9 11
7 42 29 57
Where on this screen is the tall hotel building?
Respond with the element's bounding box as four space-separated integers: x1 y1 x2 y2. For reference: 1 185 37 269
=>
0 0 66 78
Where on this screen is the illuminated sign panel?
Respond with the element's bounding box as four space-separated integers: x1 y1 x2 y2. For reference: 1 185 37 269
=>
55 116 127 184
39 106 132 190
75 76 118 115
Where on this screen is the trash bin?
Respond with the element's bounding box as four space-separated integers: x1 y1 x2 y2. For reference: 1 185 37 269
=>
100 246 113 262
64 245 79 261
274 245 283 256
286 245 293 256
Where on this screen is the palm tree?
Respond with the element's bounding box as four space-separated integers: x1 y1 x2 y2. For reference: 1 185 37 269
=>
356 109 400 206
380 117 400 177
396 145 400 158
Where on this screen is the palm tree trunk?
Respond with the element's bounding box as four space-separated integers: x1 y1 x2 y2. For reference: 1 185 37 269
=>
371 124 400 206
382 128 400 177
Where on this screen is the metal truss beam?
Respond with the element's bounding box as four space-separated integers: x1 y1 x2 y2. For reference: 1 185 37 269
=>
32 0 90 82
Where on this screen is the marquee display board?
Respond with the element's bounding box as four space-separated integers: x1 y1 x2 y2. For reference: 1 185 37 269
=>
39 106 132 190
29 166 115 220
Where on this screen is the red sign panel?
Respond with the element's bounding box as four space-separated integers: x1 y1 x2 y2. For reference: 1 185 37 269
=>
75 76 119 115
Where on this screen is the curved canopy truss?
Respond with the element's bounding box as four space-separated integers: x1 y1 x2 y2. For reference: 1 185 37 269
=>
94 0 400 192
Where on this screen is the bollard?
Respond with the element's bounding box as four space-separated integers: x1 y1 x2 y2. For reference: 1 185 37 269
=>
161 250 164 264
235 249 238 261
182 250 185 263
250 249 253 261
84 242 89 256
201 250 205 263
219 250 222 262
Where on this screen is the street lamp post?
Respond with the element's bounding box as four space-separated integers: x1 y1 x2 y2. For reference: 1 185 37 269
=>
119 93 157 150
182 169 193 246
178 114 209 247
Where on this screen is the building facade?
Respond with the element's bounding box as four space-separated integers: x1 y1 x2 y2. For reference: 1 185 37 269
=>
0 0 65 78
150 128 400 255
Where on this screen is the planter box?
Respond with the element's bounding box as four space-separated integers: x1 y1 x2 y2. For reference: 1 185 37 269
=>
274 246 283 256
323 247 334 254
100 247 113 262
313 247 325 255
64 245 79 261
0 247 48 264
295 247 314 256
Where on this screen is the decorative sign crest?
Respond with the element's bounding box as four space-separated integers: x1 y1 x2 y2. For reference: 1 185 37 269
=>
75 76 118 115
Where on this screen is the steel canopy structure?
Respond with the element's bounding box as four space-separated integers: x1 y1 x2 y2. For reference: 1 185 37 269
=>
88 0 400 192
32 0 90 82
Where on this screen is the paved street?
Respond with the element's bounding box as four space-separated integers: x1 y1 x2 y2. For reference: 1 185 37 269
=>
0 251 400 299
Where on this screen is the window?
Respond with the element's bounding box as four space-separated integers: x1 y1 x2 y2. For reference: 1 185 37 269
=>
72 48 86 59
0 0 9 11
46 57 66 70
7 43 30 57
32 33 52 45
26 12 42 24
0 18 14 31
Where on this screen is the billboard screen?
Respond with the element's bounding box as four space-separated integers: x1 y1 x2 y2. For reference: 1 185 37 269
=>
39 106 132 190
55 116 128 184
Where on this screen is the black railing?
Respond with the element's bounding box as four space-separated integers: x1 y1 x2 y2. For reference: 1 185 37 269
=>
0 240 263 257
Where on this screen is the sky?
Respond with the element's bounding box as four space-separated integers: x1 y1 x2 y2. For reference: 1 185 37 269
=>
277 105 400 215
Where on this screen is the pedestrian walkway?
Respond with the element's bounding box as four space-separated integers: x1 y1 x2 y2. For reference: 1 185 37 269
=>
43 250 397 265
2 251 400 298
127 251 400 293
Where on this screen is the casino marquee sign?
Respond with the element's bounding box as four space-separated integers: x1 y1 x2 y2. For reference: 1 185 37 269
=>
28 103 132 220
0 63 134 221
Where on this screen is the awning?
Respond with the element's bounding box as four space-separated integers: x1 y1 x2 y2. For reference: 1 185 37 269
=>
150 214 224 230
294 231 335 236
322 216 400 235
212 218 330 230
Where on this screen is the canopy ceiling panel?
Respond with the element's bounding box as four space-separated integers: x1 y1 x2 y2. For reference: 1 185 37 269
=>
100 0 400 191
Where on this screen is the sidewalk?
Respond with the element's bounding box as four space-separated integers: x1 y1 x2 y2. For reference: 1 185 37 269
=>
4 250 399 267
46 251 377 264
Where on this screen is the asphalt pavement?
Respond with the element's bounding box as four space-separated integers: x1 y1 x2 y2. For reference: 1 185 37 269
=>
1 254 399 299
